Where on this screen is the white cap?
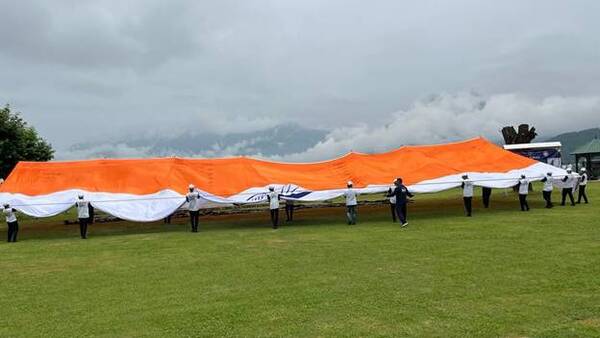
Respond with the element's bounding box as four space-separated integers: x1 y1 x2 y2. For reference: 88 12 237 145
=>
581 167 586 172
567 168 572 173
347 180 353 186
78 193 84 199
188 184 195 189
269 186 274 191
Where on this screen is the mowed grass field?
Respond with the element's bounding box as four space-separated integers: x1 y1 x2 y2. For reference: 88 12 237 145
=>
1 183 599 337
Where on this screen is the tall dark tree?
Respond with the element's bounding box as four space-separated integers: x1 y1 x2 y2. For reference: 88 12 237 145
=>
0 104 54 178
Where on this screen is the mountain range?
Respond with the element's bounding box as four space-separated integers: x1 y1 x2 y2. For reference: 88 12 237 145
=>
544 128 600 163
67 123 329 159
66 123 600 164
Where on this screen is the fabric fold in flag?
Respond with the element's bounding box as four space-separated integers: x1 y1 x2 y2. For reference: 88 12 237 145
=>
0 137 566 221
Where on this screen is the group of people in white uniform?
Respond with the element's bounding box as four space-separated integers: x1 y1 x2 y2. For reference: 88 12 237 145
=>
459 167 589 216
0 167 592 242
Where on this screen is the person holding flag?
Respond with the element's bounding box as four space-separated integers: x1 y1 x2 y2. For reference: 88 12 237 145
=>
386 179 398 222
461 174 474 217
517 174 530 211
388 178 413 227
75 194 91 239
186 184 201 232
2 203 19 242
561 168 576 206
540 172 554 208
267 186 281 229
344 181 359 225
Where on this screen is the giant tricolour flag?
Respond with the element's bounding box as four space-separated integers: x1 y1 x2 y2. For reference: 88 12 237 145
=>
0 137 565 222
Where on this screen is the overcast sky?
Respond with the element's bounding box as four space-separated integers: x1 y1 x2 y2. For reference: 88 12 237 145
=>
1 0 599 159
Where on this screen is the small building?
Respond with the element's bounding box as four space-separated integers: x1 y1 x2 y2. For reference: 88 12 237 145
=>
503 142 562 167
571 138 600 178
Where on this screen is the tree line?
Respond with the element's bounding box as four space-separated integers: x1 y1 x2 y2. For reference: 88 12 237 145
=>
0 105 54 179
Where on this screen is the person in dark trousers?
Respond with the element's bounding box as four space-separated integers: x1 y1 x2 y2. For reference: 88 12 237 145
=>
540 172 554 208
386 181 397 222
267 186 280 229
388 177 413 227
163 214 172 224
186 184 201 232
344 181 359 225
517 174 530 211
285 199 294 222
461 174 474 217
75 194 90 239
482 187 492 208
88 203 95 224
577 167 589 204
3 203 19 242
561 168 576 206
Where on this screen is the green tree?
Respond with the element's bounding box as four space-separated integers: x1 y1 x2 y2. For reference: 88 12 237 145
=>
0 104 54 178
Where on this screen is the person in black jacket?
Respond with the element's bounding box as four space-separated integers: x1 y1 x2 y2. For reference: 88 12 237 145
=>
387 178 414 227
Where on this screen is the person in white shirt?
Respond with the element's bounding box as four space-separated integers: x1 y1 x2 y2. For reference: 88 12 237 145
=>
577 167 589 204
461 174 474 217
75 194 90 239
186 184 201 232
344 181 359 225
386 180 398 222
540 172 554 208
517 174 530 211
267 186 280 229
561 168 576 206
2 203 19 242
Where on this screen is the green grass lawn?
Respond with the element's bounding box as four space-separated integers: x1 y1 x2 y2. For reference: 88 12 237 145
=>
1 183 599 337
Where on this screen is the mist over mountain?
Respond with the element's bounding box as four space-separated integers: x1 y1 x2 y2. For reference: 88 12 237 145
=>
62 92 600 162
65 123 329 159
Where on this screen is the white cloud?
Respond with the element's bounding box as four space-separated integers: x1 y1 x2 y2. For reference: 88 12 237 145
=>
57 92 600 161
274 92 600 162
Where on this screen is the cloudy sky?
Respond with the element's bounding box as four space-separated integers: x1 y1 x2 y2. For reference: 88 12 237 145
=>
1 0 599 160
